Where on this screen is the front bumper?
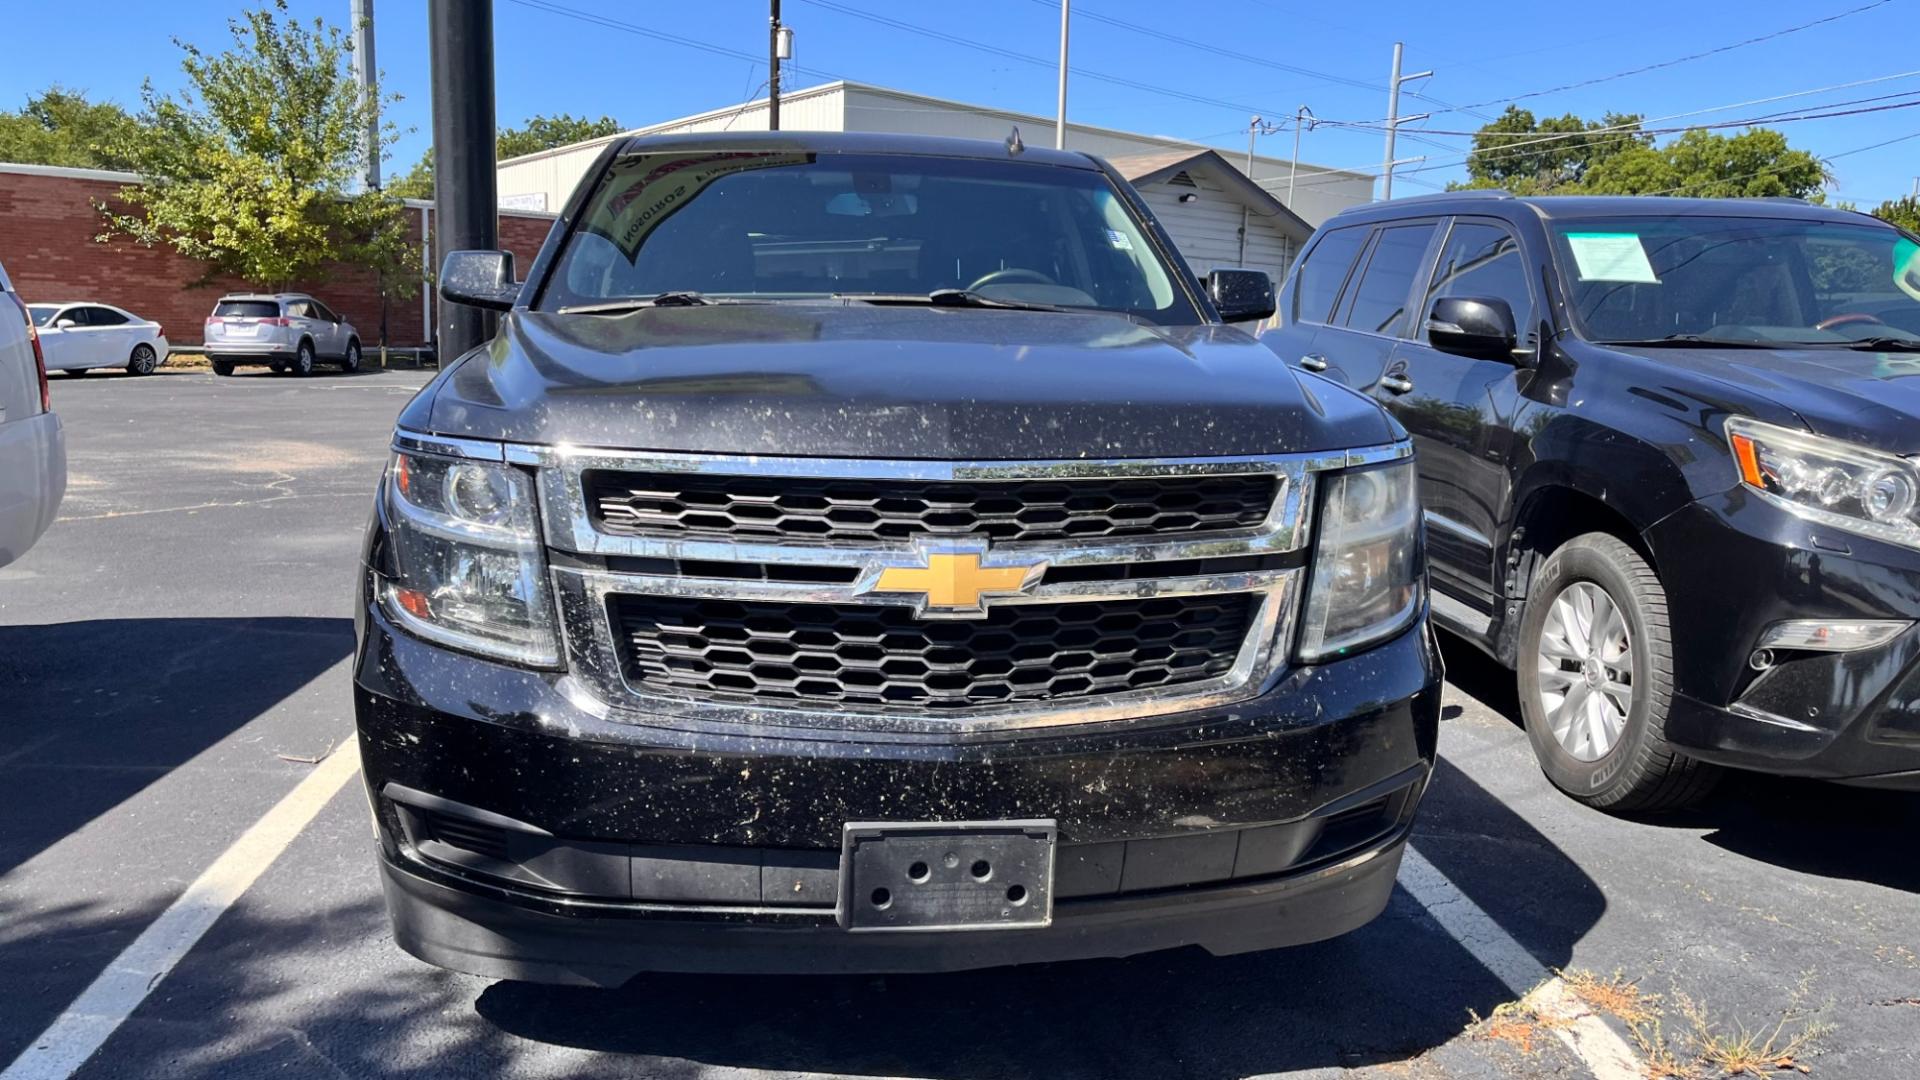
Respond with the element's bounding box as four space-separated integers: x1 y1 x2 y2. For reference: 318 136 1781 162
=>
1648 489 1920 788
353 597 1442 982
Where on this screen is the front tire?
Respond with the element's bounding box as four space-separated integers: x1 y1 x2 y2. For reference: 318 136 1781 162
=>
291 341 315 377
1516 532 1719 812
127 344 159 376
211 360 236 377
340 339 361 373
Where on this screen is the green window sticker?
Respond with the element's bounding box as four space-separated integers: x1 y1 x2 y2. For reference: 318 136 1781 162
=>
1566 232 1660 283
1894 236 1920 302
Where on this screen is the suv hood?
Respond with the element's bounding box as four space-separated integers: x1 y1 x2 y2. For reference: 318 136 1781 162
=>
1607 343 1920 455
419 305 1393 459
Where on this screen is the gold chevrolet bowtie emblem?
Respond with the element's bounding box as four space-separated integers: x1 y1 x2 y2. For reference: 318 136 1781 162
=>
870 551 1044 617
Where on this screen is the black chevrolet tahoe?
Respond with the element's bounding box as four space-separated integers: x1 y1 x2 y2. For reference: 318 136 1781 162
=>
354 132 1441 986
1262 191 1920 811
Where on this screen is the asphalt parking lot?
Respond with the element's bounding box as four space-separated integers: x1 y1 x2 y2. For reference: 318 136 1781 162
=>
2 364 1916 1080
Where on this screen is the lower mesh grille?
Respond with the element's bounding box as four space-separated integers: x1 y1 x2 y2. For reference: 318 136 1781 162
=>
611 594 1256 710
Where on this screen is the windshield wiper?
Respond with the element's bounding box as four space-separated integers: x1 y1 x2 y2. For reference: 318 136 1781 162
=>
557 291 722 314
839 289 1071 314
1597 334 1780 349
1833 336 1920 353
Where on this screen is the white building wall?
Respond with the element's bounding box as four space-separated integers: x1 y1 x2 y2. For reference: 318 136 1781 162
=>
1135 175 1293 293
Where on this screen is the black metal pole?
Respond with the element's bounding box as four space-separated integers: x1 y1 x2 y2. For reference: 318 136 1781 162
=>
768 0 781 131
429 0 497 362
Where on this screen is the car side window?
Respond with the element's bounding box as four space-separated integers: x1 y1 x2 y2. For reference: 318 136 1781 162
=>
84 306 129 326
59 307 90 327
1423 221 1534 339
311 301 338 322
287 301 311 319
1290 226 1368 325
1339 223 1437 338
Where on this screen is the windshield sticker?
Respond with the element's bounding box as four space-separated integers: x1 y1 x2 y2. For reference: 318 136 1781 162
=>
1895 236 1920 303
1566 232 1660 283
1106 229 1134 251
587 152 814 260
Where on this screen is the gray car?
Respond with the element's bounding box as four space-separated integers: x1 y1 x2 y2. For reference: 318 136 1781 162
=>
0 258 66 568
202 293 362 376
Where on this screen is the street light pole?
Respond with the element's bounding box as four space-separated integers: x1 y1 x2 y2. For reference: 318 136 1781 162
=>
429 0 498 362
1054 0 1070 149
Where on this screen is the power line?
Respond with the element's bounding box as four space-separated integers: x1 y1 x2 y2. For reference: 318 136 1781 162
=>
1431 0 1894 116
504 0 849 81
793 0 1300 122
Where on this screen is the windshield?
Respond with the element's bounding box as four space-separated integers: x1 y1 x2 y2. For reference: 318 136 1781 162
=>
539 150 1194 322
26 305 58 327
1549 216 1920 346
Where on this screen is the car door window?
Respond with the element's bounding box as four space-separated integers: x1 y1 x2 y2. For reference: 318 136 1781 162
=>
287 301 312 319
1423 221 1534 339
1340 224 1437 338
310 301 337 323
57 307 90 327
1291 226 1368 325
83 306 129 326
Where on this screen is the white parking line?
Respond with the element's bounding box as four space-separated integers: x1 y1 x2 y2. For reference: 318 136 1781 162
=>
1 742 361 1080
1400 846 1643 1080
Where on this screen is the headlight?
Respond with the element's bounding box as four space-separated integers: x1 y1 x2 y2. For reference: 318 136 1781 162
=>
1726 417 1920 548
1297 458 1423 662
380 450 560 666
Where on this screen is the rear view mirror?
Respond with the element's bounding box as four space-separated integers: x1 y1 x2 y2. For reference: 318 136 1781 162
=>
1206 268 1276 323
1427 296 1521 362
440 250 520 311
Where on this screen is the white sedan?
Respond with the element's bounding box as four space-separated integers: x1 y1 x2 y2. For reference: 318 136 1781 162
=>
27 302 170 376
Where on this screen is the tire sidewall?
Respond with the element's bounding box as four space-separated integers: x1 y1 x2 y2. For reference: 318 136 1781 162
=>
129 345 156 375
294 342 314 376
211 360 235 377
1517 542 1658 801
342 340 361 372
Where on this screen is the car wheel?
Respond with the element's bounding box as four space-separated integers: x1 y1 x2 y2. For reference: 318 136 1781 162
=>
341 339 361 373
292 341 315 377
1517 532 1720 812
269 361 287 373
126 344 159 376
211 360 236 377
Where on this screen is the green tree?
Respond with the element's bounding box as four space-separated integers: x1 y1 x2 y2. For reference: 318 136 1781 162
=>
95 1 413 293
388 112 623 199
1451 106 1829 200
1872 195 1920 233
1453 105 1651 194
0 87 144 170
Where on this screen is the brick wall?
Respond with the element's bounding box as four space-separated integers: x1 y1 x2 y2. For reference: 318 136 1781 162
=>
0 167 556 348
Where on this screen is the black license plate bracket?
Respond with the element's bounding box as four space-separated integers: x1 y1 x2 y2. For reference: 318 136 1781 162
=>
839 820 1056 932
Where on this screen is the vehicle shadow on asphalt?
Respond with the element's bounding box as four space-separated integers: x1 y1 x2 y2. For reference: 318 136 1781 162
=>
0 616 353 879
464 762 1600 1078
1436 632 1920 893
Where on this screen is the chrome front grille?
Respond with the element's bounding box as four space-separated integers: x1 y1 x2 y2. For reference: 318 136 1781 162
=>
393 437 1416 737
613 593 1256 710
584 470 1279 543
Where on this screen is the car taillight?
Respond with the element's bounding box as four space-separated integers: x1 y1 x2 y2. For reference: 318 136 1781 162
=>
15 297 49 412
270 316 292 327
154 323 163 338
206 316 220 326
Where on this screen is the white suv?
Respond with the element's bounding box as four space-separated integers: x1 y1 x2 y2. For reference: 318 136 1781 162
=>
0 259 66 569
203 293 363 377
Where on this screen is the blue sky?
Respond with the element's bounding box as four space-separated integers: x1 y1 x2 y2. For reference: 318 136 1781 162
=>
6 0 1916 203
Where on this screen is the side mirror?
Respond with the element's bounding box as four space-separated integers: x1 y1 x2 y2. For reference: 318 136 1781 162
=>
1206 268 1276 323
440 250 519 311
53 318 76 329
1427 296 1521 361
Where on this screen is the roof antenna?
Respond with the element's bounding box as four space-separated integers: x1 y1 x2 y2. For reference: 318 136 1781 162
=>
1006 125 1025 156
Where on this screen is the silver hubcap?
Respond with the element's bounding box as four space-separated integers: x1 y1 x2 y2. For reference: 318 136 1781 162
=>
1536 581 1634 762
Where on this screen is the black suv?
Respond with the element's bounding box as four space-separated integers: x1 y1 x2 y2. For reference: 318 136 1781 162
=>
353 132 1442 985
1262 191 1920 810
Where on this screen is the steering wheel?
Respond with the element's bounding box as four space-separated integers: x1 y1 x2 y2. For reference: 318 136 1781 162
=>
967 267 1055 291
1816 312 1886 331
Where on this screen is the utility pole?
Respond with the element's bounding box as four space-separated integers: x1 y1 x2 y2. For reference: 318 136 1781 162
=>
429 0 498 362
1286 105 1314 210
768 0 782 131
1055 0 1070 149
1912 176 1918 198
350 0 379 191
1379 42 1432 201
1240 116 1277 265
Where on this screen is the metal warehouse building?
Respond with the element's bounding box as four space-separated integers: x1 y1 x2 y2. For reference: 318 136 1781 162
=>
496 81 1375 291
